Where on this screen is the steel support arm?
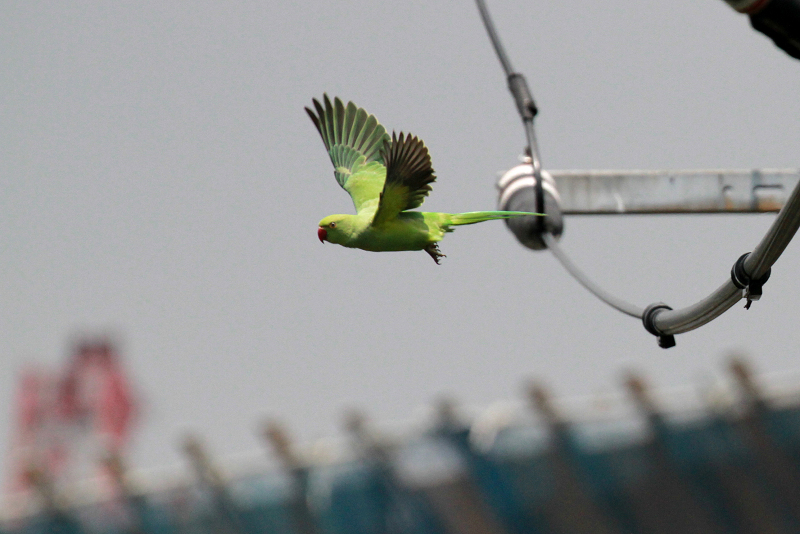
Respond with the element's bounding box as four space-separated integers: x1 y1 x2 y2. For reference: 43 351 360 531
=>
550 169 799 214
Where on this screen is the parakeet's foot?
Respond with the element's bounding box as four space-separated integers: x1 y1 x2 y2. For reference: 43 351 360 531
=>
424 243 446 265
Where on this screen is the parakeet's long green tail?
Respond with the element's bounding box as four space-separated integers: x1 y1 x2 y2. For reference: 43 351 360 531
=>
447 211 541 227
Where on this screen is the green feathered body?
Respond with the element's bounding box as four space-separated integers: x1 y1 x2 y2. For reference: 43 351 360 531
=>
330 210 537 253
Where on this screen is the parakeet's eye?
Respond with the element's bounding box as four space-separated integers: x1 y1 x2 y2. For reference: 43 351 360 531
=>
329 222 336 228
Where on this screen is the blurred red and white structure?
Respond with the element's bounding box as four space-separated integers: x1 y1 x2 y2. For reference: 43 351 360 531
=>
4 337 137 512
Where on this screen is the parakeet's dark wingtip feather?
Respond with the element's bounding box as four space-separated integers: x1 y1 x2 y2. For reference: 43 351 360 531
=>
312 99 325 124
305 106 322 137
372 127 436 224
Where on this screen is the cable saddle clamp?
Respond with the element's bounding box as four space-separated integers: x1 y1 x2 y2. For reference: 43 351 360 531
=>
731 252 772 309
642 303 676 349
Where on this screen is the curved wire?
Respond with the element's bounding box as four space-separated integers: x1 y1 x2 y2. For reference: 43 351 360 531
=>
476 0 639 317
475 0 514 77
543 233 644 318
475 0 546 230
655 176 800 335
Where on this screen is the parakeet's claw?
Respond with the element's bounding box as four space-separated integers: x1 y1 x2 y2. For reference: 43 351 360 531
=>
424 243 446 265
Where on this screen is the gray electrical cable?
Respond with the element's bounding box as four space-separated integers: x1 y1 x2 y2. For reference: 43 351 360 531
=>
475 0 546 228
475 0 514 77
543 233 645 318
747 180 800 277
654 176 800 335
476 0 644 320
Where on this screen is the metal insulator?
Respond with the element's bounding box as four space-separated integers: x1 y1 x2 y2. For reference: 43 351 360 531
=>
497 158 564 250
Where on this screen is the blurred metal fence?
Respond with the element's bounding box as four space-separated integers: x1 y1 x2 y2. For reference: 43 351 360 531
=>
5 359 800 534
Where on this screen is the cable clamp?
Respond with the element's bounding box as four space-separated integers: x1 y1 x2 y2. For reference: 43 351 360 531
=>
642 303 676 349
730 252 771 309
507 73 538 121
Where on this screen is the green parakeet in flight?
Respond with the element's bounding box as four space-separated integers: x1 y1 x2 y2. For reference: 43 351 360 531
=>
306 95 539 264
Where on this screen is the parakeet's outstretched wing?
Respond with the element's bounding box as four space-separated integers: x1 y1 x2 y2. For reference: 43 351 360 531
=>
371 132 436 226
306 95 390 214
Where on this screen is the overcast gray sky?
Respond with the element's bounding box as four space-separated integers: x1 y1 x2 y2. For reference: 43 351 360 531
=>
3 1 800 484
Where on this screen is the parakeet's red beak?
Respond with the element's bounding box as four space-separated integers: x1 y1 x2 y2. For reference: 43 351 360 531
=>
318 227 327 243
